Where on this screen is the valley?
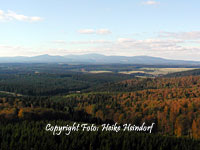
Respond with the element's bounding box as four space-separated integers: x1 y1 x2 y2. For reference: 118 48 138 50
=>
0 63 200 150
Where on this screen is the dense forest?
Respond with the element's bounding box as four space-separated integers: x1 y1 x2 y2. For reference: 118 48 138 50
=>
0 64 200 149
1 120 200 150
164 69 200 77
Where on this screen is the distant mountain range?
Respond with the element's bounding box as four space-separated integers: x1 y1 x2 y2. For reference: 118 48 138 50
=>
0 54 200 65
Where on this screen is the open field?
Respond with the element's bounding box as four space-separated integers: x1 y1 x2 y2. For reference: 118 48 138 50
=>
88 70 113 74
85 68 198 76
119 71 146 74
119 68 198 76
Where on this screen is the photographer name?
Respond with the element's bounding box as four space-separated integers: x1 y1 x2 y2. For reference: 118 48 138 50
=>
45 122 155 135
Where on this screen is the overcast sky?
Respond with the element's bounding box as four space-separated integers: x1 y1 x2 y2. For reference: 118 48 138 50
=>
0 0 200 60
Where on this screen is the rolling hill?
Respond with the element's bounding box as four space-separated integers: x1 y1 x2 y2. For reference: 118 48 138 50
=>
0 54 200 65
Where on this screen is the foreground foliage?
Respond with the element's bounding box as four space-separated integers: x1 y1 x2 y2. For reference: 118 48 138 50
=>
0 121 199 150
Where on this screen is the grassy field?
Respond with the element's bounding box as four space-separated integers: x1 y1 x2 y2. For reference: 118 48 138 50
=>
119 71 146 74
119 68 198 76
88 70 113 73
84 68 199 77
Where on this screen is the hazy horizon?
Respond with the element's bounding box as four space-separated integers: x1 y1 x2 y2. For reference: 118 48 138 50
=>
0 53 200 63
1 0 200 61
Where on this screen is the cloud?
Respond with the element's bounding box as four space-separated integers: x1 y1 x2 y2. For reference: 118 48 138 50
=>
0 10 42 22
47 48 95 55
78 29 111 35
117 38 135 43
159 31 200 40
115 38 185 52
1 36 200 61
78 29 95 34
0 44 39 56
69 37 188 55
71 40 112 44
71 37 200 60
96 29 111 35
52 40 67 44
142 1 159 5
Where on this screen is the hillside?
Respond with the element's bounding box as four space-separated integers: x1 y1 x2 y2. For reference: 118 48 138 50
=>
164 69 200 77
92 75 200 92
1 54 200 65
1 75 200 139
63 76 200 139
1 65 200 149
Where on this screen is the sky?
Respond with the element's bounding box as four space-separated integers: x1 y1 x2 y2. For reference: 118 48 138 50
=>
0 0 200 60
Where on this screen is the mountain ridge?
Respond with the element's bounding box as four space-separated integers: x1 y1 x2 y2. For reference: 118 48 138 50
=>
0 54 200 65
